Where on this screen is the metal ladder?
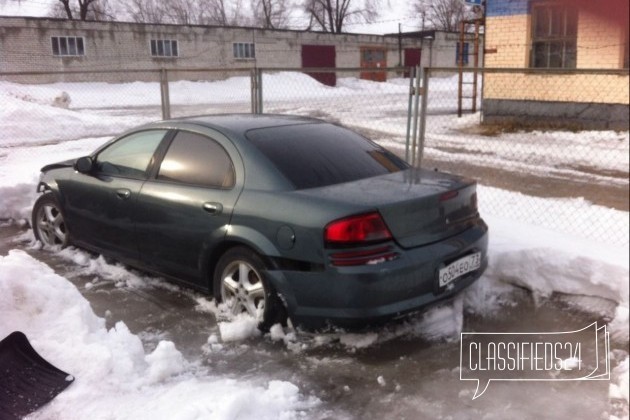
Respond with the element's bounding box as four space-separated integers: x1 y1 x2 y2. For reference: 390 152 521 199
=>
457 18 484 117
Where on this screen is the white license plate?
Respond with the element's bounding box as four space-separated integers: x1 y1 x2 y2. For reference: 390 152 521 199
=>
439 252 481 287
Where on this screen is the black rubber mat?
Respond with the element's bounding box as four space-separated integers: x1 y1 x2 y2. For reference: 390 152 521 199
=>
0 331 74 420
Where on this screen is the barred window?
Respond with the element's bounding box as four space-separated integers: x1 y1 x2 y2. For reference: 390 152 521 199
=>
151 39 178 57
233 42 255 59
51 36 85 56
530 3 577 68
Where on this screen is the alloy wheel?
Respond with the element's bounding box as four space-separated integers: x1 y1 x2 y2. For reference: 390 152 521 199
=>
35 203 67 246
220 260 266 319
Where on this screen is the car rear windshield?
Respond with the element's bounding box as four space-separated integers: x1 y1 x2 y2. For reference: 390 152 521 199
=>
246 123 408 189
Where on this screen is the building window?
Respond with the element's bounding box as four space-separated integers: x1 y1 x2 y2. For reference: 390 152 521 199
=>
51 36 85 56
456 42 469 65
530 3 577 68
233 42 255 59
151 39 178 57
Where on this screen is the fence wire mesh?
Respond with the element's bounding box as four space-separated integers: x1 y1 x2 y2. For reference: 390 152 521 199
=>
258 68 411 147
421 68 629 246
1 66 627 246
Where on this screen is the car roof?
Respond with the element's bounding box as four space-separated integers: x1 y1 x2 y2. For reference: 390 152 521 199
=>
166 113 323 136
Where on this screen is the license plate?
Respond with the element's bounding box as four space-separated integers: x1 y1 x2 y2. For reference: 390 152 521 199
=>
439 252 481 287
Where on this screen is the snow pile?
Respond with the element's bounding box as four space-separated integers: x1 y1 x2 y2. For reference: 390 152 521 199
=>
144 341 186 384
0 87 149 146
610 357 629 403
478 186 629 246
491 248 627 305
0 184 36 221
0 73 407 110
0 250 319 420
218 313 262 342
336 76 409 94
1 82 71 108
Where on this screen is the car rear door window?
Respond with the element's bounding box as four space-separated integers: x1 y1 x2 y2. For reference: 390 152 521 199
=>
157 131 235 188
246 123 408 189
96 130 166 178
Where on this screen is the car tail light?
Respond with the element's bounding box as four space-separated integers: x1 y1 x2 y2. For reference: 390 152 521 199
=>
439 190 459 202
330 245 399 267
325 212 392 246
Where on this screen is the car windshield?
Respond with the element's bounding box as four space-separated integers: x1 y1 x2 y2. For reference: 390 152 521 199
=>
246 123 408 189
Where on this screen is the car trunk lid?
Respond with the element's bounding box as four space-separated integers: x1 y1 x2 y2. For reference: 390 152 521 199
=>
299 169 480 249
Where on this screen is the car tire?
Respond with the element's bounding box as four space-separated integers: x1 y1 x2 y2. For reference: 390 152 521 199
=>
32 193 70 248
213 247 287 332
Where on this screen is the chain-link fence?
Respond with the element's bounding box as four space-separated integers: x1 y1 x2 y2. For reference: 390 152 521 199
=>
419 67 629 246
1 66 628 245
258 67 411 146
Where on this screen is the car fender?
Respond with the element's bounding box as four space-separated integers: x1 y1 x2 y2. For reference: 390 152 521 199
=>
36 178 62 203
198 225 282 291
224 224 282 259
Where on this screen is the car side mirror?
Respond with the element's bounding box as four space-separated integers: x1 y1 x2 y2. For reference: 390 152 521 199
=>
75 156 94 174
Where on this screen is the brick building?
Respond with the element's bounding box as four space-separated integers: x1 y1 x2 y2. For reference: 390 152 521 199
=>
0 16 430 85
482 0 629 129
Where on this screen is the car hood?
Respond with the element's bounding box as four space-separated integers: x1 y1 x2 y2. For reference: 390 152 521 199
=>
41 158 76 173
297 168 480 248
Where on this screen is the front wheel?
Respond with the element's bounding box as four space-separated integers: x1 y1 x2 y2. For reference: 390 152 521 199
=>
213 247 287 332
32 193 69 247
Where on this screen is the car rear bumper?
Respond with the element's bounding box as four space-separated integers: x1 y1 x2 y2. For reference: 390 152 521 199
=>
267 220 489 330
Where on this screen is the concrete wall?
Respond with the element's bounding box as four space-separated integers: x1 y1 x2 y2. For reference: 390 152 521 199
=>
0 16 423 83
426 32 483 69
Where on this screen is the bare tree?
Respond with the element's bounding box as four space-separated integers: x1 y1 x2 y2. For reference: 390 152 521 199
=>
124 0 248 25
251 0 292 29
204 0 229 25
303 0 379 33
164 0 201 24
124 0 166 23
210 0 250 26
412 0 473 32
50 0 115 21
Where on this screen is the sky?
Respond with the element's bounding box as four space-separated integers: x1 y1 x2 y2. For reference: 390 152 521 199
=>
0 0 425 35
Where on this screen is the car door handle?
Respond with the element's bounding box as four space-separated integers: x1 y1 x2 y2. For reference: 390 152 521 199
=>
116 189 131 200
203 202 223 215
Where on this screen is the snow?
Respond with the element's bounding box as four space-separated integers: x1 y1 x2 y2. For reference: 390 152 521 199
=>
0 71 628 418
0 250 320 420
218 313 262 342
610 357 629 403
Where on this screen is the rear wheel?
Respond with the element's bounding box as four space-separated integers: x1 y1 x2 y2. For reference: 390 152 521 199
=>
213 247 287 332
32 193 69 247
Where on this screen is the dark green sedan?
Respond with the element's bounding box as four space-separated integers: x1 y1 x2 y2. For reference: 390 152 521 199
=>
32 114 488 330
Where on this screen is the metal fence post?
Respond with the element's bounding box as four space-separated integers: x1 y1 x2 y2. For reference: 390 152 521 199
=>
410 66 422 167
404 67 415 164
417 68 430 167
257 68 263 114
250 69 257 113
159 68 171 120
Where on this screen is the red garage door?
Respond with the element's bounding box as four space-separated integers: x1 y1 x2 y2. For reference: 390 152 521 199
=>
301 45 336 87
404 48 421 77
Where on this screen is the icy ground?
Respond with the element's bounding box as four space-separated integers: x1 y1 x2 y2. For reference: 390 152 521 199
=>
0 74 628 419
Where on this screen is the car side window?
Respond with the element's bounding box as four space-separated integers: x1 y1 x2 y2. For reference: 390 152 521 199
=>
96 130 166 178
157 131 235 189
